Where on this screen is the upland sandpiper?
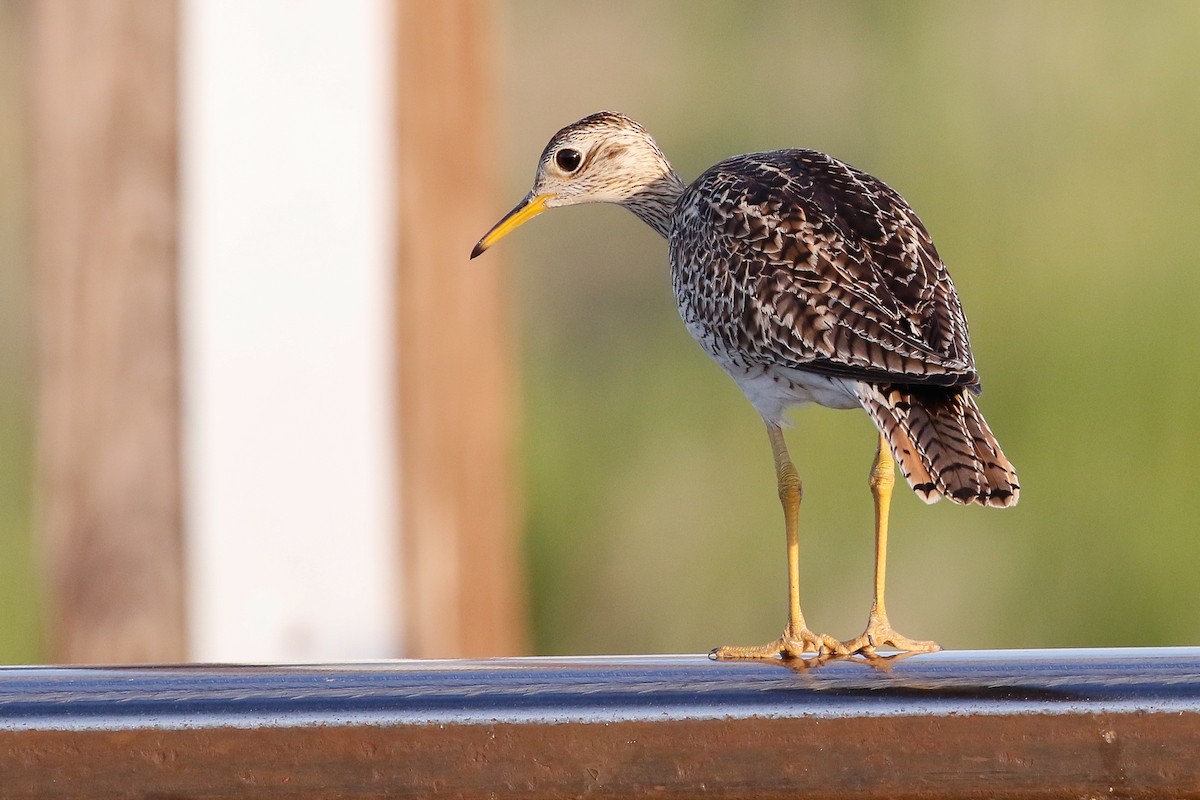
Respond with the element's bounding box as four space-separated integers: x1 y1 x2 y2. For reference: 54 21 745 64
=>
472 112 1019 658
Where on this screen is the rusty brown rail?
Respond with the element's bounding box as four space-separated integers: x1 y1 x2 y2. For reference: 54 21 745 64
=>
2 647 1200 798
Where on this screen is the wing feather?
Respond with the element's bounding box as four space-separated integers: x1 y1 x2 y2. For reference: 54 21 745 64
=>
670 150 977 389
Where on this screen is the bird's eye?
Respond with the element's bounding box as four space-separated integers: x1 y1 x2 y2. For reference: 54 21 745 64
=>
555 148 582 173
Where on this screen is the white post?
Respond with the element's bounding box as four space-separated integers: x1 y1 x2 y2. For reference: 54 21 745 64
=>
180 0 399 661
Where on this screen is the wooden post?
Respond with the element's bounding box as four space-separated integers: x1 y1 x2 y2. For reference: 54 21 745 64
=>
395 0 526 657
28 1 185 663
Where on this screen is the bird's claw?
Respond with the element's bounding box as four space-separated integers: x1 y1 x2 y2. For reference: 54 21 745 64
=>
711 625 849 660
841 614 940 655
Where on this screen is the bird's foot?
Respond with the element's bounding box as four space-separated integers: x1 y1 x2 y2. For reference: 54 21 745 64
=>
841 612 940 656
712 624 847 660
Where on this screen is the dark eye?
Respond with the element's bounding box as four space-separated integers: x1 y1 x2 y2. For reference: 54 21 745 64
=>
555 148 582 173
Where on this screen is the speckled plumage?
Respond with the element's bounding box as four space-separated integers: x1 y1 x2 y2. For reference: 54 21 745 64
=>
669 147 1017 506
475 111 1019 508
672 149 973 392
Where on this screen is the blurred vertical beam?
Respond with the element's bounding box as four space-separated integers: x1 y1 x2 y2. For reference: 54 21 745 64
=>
28 1 185 662
181 0 398 663
395 1 525 657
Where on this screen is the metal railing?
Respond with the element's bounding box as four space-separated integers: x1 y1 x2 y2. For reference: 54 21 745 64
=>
2 647 1199 798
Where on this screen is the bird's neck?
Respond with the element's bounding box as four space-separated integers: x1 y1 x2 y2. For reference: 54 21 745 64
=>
621 169 686 239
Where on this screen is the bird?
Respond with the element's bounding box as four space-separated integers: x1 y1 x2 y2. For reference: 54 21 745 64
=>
471 111 1019 658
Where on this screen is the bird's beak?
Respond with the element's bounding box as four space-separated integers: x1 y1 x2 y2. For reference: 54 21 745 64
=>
470 192 555 259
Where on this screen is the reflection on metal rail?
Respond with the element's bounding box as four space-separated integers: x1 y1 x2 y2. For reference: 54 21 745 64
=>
3 647 1200 798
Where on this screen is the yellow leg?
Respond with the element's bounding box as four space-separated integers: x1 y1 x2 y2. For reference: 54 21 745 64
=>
842 432 940 655
713 422 845 659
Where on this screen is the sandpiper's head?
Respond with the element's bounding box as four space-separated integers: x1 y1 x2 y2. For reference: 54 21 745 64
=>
471 112 677 258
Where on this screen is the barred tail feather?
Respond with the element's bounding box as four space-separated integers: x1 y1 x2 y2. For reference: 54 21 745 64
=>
855 383 1020 508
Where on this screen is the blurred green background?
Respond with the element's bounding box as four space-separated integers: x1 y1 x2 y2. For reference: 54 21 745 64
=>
0 1 37 663
3 1 1200 660
500 0 1200 654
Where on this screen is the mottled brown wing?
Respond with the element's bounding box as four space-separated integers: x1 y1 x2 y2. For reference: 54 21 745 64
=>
671 149 977 388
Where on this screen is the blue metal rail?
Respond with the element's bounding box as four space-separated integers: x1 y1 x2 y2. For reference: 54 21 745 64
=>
3 647 1199 798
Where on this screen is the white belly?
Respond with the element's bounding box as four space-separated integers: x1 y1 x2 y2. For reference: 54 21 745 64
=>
720 361 861 425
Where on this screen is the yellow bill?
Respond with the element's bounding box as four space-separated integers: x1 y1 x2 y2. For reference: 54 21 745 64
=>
470 192 555 259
